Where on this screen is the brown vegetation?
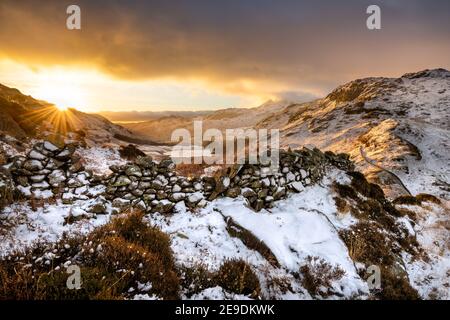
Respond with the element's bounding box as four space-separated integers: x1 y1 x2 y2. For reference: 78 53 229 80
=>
0 210 180 300
216 259 261 299
299 256 346 298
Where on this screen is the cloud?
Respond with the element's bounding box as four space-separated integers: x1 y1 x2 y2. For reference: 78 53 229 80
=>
0 0 449 99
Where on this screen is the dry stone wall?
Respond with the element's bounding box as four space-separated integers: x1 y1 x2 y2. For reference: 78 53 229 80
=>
2 141 354 214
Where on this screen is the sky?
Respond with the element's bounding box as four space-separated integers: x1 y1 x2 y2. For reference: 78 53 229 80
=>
0 0 449 112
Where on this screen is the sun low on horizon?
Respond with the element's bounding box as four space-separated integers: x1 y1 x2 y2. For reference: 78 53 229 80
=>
33 80 87 111
0 60 267 113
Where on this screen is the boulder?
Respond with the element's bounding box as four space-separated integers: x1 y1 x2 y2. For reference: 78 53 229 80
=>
125 165 142 177
43 141 60 153
28 150 47 161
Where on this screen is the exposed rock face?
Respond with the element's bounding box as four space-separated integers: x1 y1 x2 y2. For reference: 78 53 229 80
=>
4 141 354 214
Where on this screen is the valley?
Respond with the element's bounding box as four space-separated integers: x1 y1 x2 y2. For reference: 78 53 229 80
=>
0 69 448 300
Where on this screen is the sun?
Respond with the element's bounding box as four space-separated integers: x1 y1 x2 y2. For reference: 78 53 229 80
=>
33 83 86 111
56 104 69 111
25 68 90 111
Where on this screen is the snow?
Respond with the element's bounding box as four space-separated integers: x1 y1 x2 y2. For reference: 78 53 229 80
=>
0 200 112 256
188 286 253 300
401 200 450 299
148 171 367 299
75 147 126 175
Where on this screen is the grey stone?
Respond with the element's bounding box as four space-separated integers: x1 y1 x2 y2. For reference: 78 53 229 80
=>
48 170 66 186
135 156 153 168
113 175 132 187
23 160 44 171
125 165 142 177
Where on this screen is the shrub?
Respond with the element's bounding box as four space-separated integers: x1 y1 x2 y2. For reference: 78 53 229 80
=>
393 195 421 206
374 267 420 300
347 171 385 200
340 222 395 266
333 182 359 201
179 264 217 297
0 210 180 300
119 144 146 160
299 256 346 298
216 259 261 299
339 222 420 300
415 194 441 205
334 196 349 213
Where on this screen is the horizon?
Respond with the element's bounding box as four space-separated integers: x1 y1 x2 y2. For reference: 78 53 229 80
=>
1 0 449 112
1 67 447 116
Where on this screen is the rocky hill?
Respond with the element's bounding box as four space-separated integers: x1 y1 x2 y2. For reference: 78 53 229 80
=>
0 83 152 146
257 69 450 199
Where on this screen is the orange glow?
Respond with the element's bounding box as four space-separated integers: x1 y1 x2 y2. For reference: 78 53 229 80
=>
31 70 88 111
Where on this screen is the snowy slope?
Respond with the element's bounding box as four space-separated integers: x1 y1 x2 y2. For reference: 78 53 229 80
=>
257 69 450 199
2 161 448 300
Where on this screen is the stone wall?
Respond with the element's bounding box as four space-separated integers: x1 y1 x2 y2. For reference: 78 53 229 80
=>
3 141 354 214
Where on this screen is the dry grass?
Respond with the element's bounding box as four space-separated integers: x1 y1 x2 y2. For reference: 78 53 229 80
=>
393 195 421 206
299 256 346 298
179 264 217 297
415 193 441 205
333 196 349 214
0 210 180 300
175 163 209 178
339 222 420 300
180 259 262 299
216 259 261 299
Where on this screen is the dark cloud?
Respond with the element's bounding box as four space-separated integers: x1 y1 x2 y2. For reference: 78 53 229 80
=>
0 0 449 97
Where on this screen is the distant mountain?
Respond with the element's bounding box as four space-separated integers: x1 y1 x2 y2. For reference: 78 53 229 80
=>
0 83 156 146
99 110 215 122
122 100 290 143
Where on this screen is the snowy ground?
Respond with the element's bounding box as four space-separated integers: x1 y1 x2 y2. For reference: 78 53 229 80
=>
3 167 448 300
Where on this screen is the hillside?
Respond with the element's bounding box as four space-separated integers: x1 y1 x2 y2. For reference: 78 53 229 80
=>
122 69 449 200
0 70 448 300
123 100 289 144
0 83 152 146
257 69 450 199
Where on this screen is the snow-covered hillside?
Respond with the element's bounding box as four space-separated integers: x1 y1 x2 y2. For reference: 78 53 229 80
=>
0 139 448 300
258 69 450 200
124 69 449 200
123 100 290 144
0 70 448 300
